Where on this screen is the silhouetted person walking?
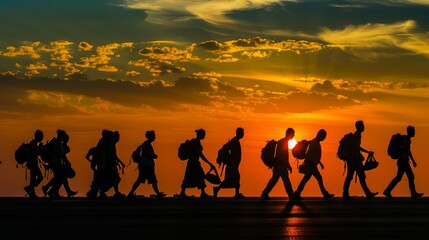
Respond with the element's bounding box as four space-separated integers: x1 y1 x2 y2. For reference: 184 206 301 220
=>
213 128 245 199
261 128 295 200
86 130 114 199
342 121 378 200
59 134 77 197
24 130 44 198
97 130 117 198
42 130 76 198
383 126 424 199
293 129 334 200
178 129 216 198
112 131 125 198
85 146 98 198
128 131 166 198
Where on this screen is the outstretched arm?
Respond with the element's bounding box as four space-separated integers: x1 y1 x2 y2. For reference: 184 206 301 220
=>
319 161 324 170
360 147 373 155
200 152 215 169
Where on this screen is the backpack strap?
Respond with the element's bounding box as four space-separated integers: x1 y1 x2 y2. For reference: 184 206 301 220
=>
342 161 347 176
219 164 224 177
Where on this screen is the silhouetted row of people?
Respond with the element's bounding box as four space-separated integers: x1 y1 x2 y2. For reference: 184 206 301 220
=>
17 121 423 199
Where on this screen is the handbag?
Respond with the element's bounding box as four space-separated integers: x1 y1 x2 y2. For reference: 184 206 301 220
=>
298 163 311 174
204 168 221 184
363 154 378 171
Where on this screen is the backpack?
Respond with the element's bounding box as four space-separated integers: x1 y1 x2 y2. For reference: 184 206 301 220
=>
15 143 29 165
292 140 310 159
388 133 405 160
178 140 191 160
216 143 231 166
261 140 278 168
337 133 354 161
131 145 142 163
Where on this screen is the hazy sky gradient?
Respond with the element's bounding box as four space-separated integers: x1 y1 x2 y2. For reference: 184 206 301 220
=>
1 0 428 197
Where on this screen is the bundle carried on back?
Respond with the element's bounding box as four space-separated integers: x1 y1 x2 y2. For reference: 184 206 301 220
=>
216 142 231 167
14 143 29 165
292 140 310 160
387 133 405 160
178 140 191 160
261 140 278 168
337 133 354 161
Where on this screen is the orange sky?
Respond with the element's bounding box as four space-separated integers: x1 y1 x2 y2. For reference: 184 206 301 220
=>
1 102 428 197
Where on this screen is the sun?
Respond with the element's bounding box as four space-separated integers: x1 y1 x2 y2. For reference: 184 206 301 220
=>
288 138 297 149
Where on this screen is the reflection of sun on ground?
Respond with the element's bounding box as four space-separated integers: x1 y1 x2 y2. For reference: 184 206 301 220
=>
288 138 297 149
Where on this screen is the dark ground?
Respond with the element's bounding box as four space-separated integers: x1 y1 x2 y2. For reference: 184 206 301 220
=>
1 197 428 239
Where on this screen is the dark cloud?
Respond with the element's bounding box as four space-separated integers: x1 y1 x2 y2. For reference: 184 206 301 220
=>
193 40 223 51
311 80 336 91
2 73 427 117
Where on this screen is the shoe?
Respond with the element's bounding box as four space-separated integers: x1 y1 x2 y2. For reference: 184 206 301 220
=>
127 193 135 199
86 190 98 199
234 193 245 199
157 192 166 198
412 193 424 199
24 186 32 197
99 192 108 199
367 192 378 200
324 193 335 200
42 185 49 196
114 192 126 199
174 193 189 198
291 194 304 201
383 191 394 199
342 195 353 200
213 187 219 198
25 186 37 198
67 190 78 198
261 193 270 200
200 192 212 199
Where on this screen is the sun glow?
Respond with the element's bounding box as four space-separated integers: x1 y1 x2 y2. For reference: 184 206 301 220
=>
288 138 297 149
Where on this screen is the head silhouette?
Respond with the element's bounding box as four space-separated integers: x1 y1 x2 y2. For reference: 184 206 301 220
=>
285 128 295 140
407 126 415 138
236 127 244 139
34 130 44 142
195 129 206 140
146 130 156 142
355 120 365 133
102 129 114 141
57 129 68 142
316 129 327 141
113 131 120 143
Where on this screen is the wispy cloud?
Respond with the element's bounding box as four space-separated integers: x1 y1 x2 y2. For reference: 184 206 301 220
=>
123 0 290 25
329 3 366 8
319 20 429 59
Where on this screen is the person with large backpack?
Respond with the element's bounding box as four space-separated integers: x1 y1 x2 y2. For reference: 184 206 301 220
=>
42 130 77 198
23 130 44 198
383 126 423 199
127 130 166 199
342 121 378 200
213 128 245 199
86 130 114 199
177 129 216 198
261 128 295 200
292 129 334 200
